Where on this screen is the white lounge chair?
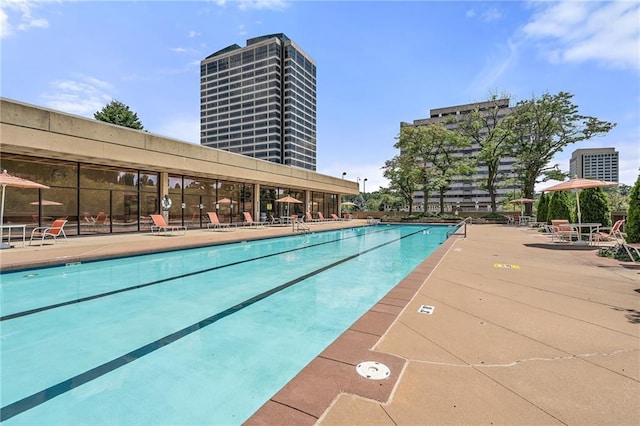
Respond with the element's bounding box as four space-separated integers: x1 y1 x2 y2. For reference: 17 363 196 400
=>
150 214 187 236
206 212 236 231
29 219 68 246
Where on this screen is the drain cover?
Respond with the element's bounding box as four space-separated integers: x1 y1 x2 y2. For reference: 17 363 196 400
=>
356 361 390 380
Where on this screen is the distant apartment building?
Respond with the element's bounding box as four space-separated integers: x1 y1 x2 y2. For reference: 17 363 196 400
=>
401 99 517 212
200 33 317 170
569 148 619 182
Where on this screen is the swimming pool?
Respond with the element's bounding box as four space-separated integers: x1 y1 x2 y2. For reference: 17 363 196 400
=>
1 224 454 424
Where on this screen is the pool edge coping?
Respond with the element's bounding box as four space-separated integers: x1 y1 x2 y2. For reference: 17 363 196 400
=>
243 232 460 425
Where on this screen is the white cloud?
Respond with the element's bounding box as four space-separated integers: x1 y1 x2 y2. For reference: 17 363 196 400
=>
0 8 11 38
17 16 46 30
523 0 640 72
237 0 287 11
0 0 49 38
42 75 114 117
169 47 189 53
465 6 502 22
481 7 501 22
467 38 519 97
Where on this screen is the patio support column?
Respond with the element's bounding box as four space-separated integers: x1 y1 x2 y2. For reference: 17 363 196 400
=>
254 183 261 222
160 171 169 221
305 190 312 213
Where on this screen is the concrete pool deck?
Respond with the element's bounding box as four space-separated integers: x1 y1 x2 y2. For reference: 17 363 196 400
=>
2 222 639 425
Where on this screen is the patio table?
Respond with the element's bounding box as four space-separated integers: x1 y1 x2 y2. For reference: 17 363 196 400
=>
570 223 601 245
0 224 26 248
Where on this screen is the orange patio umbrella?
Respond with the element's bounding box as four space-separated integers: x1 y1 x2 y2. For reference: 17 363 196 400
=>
276 195 302 216
542 177 617 226
509 197 534 215
30 199 63 206
1 170 49 249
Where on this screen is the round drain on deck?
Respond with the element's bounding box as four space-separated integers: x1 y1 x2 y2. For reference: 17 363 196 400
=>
356 361 390 380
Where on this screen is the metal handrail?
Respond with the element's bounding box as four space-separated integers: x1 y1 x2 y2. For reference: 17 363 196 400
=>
447 216 472 238
293 219 311 233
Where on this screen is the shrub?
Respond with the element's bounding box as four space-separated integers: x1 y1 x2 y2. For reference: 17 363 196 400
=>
536 193 549 224
598 244 634 262
627 173 640 243
481 213 509 220
547 191 572 222
580 187 611 227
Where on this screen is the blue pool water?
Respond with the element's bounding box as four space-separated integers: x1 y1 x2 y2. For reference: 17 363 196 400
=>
0 224 454 424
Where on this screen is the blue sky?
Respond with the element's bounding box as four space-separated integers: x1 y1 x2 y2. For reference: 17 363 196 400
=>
1 0 638 191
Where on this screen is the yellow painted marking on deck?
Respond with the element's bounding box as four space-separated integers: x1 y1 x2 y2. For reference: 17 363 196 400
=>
494 263 520 269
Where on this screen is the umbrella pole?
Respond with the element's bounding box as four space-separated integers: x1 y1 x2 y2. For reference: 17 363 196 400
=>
0 184 8 249
0 184 5 228
574 190 587 245
576 190 582 226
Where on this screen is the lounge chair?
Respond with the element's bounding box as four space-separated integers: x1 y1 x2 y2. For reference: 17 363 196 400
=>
330 214 343 221
29 219 68 246
622 241 640 263
268 214 281 226
93 212 109 232
206 212 236 231
242 212 267 227
150 214 187 236
305 212 320 223
317 212 329 222
592 219 625 245
614 225 640 264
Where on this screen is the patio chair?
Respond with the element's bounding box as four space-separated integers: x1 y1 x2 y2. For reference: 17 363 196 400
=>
150 214 187 236
592 219 625 245
305 212 320 223
242 212 267 227
268 214 281 226
623 242 640 264
93 212 109 232
613 225 640 264
548 220 578 243
206 212 236 231
330 214 343 221
29 219 68 246
317 212 329 222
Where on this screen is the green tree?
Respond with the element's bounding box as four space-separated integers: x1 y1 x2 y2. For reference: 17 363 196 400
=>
377 188 404 212
382 154 422 215
626 173 640 243
536 192 549 224
606 186 630 212
396 123 472 214
94 99 145 130
580 187 611 227
547 191 572 223
508 92 615 207
456 95 514 213
395 126 439 208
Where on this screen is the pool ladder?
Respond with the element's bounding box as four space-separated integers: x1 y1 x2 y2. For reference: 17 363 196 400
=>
366 216 381 225
293 219 311 233
446 217 471 238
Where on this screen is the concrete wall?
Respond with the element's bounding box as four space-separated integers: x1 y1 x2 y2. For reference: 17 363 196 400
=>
0 98 358 196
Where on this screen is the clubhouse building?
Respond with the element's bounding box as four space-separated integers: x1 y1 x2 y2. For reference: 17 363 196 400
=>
0 98 358 236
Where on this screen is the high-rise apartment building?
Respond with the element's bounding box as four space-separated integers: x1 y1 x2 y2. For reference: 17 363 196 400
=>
200 34 317 170
401 99 517 212
569 148 619 182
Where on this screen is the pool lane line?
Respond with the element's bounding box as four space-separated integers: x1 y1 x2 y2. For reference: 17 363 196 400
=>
0 227 429 422
0 226 409 322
